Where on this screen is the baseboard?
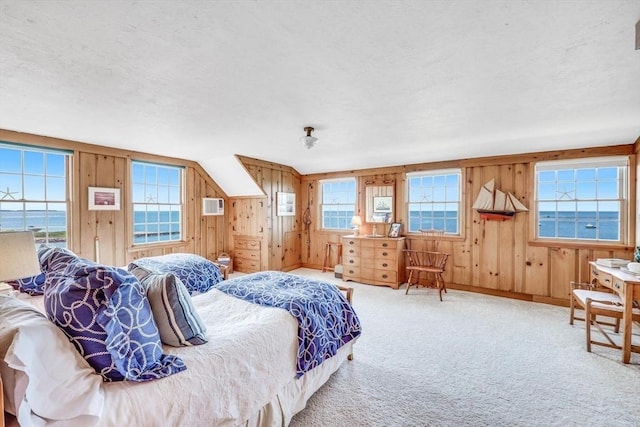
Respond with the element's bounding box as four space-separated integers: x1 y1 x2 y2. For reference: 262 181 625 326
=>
301 263 324 270
446 283 533 302
282 264 303 272
444 283 569 307
297 266 570 307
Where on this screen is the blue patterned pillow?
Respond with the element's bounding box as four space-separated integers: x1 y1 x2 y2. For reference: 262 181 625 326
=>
128 253 223 294
130 265 207 347
44 257 186 382
7 246 77 295
38 245 76 271
7 273 45 295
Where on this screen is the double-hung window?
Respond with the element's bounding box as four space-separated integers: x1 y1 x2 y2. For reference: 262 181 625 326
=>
407 169 461 234
0 142 70 247
320 178 356 230
131 161 183 244
535 157 628 242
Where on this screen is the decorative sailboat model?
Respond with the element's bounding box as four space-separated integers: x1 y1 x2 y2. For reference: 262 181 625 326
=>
472 179 528 221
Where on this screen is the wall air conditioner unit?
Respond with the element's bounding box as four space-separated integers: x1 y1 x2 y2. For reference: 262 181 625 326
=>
202 198 224 216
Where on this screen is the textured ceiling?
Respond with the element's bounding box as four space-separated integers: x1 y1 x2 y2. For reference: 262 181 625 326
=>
1 1 639 195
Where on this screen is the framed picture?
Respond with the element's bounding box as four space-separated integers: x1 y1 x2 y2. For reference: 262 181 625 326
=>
276 191 295 216
88 187 121 211
373 196 392 213
388 222 402 238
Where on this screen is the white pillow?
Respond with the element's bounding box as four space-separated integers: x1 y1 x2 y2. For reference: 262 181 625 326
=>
0 295 104 426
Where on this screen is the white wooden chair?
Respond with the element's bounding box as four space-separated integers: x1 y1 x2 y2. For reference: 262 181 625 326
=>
569 281 640 355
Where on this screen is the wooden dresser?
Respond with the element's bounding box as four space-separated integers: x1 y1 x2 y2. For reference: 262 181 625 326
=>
341 235 405 289
233 236 262 273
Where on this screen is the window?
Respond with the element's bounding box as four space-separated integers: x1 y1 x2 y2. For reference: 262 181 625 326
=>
320 178 356 230
407 169 461 234
132 161 183 244
535 157 628 242
0 142 70 247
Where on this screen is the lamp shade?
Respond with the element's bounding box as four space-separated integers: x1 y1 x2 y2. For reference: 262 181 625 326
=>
300 126 318 149
0 231 41 282
300 136 318 149
351 216 362 226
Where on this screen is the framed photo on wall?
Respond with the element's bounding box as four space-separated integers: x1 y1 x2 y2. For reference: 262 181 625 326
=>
276 192 295 216
88 187 121 211
373 196 392 213
388 222 402 238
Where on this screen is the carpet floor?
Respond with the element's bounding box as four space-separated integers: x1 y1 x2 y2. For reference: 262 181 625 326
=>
287 268 640 427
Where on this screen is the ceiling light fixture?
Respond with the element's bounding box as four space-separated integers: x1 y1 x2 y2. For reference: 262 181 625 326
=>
300 126 318 150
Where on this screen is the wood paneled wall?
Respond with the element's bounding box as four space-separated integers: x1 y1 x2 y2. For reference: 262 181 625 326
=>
0 130 228 267
229 156 302 271
301 145 636 304
4 128 636 305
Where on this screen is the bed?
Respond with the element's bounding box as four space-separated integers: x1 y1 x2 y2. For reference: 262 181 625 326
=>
0 252 361 427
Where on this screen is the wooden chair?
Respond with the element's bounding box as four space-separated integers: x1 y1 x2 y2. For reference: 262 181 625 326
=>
322 242 342 272
419 229 444 251
569 281 640 355
404 249 449 301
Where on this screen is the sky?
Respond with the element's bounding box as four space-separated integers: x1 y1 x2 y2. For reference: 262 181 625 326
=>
0 145 66 211
0 144 622 215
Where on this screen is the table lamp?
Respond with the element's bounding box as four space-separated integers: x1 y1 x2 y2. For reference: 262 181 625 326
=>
351 216 362 236
0 231 41 285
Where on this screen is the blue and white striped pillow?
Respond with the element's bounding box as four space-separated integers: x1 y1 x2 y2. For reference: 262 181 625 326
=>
130 265 207 347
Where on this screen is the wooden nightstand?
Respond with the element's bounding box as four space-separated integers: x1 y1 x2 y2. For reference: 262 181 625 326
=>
212 262 229 280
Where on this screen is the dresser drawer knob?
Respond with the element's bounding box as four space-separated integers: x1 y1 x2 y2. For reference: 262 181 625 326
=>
382 263 388 267
382 274 388 279
349 270 355 274
349 260 354 264
349 249 354 254
382 243 388 247
382 252 388 256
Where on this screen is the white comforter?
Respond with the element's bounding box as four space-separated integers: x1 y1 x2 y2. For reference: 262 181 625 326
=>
97 289 299 426
8 288 299 427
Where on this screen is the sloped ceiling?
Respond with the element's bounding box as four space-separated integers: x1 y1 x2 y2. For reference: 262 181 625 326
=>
1 1 638 196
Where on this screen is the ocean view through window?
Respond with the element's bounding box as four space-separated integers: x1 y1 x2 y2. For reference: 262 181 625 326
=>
407 169 461 234
320 178 356 230
0 142 70 247
132 161 183 244
535 157 628 242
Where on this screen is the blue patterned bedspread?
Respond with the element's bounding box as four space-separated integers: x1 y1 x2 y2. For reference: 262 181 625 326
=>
214 271 362 377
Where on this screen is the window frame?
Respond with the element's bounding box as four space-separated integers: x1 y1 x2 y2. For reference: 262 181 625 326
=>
0 141 72 247
532 156 631 246
318 177 357 231
130 160 185 246
406 168 463 236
